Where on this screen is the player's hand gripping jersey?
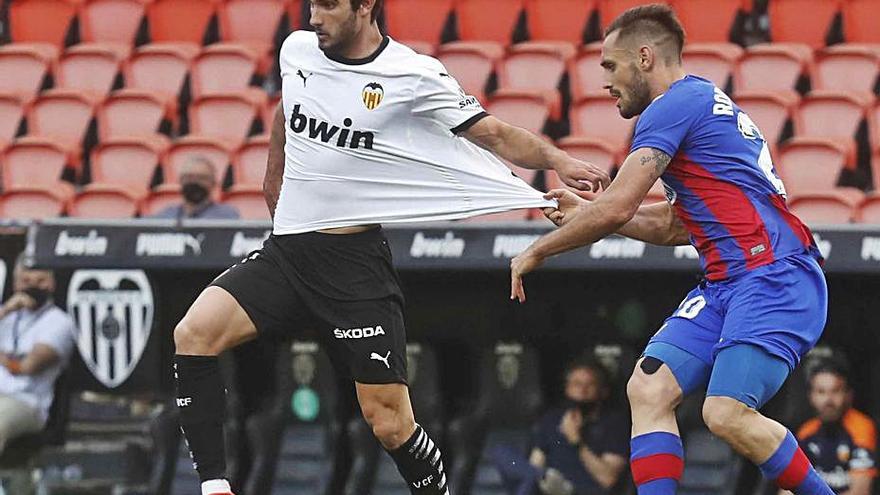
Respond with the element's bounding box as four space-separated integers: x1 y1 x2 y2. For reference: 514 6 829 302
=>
273 31 554 234
631 75 821 281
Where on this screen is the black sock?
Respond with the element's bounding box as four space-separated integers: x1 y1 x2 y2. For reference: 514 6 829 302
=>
175 354 228 482
387 424 449 495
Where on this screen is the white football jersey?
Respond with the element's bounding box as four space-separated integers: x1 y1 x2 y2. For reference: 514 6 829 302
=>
273 31 554 234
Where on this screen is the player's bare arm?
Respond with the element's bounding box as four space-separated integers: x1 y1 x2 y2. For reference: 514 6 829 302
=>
509 146 671 302
263 102 285 219
463 115 611 192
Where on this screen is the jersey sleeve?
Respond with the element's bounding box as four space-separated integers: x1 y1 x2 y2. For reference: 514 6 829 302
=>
411 61 488 134
630 87 700 157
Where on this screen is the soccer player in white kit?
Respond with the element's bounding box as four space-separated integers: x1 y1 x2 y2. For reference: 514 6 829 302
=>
172 1 610 494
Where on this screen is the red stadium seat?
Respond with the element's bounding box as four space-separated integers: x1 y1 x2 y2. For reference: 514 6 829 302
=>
55 45 123 100
218 0 285 74
813 45 880 97
788 190 861 225
261 95 281 134
0 186 66 220
232 135 269 187
568 43 605 101
777 137 850 196
90 137 168 197
557 137 619 176
0 95 25 145
140 184 182 216
671 0 748 43
68 185 140 218
77 0 146 58
97 89 168 141
286 0 303 30
735 91 800 149
735 43 812 96
456 0 523 46
795 90 870 161
437 43 503 103
123 45 194 105
27 89 96 156
598 0 670 31
384 0 452 49
190 44 259 100
768 0 842 49
873 148 880 191
162 136 230 185
843 0 880 44
1 137 72 192
9 0 77 50
524 0 595 45
569 95 634 154
682 43 743 89
223 185 269 220
856 193 880 224
486 90 550 135
146 0 217 52
498 42 574 119
401 41 437 56
188 93 259 149
0 45 53 104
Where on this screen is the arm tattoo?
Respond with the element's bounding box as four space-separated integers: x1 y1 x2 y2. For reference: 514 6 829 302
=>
639 148 672 177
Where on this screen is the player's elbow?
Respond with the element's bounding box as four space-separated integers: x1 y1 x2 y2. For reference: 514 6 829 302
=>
607 203 638 230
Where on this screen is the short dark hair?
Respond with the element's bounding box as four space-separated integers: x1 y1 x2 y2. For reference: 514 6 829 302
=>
351 0 383 22
565 356 611 391
808 357 851 387
604 3 685 61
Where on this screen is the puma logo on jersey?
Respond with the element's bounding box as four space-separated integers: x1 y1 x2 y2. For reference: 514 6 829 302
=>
296 69 313 87
370 351 391 369
334 326 386 339
289 104 375 150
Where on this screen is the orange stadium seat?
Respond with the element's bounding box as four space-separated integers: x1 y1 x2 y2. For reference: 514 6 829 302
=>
384 0 453 49
497 43 574 119
123 45 193 105
162 136 230 185
218 0 286 74
286 0 303 31
735 43 812 96
524 0 595 45
788 191 860 225
9 0 77 50
856 193 880 223
0 45 53 104
813 45 880 96
188 94 259 149
777 137 850 196
0 187 66 220
27 89 95 155
437 43 502 103
0 96 25 145
68 185 140 218
682 43 743 90
873 147 880 191
223 185 269 220
842 0 880 44
55 45 122 100
89 137 168 197
598 0 669 32
455 0 523 46
795 91 870 159
190 45 259 100
569 95 634 153
146 0 216 50
557 137 619 176
735 91 799 149
232 135 269 187
261 95 281 133
486 90 550 135
768 0 842 49
671 0 748 43
1 137 72 191
97 89 168 141
140 184 182 216
76 0 146 58
568 43 605 101
872 102 880 153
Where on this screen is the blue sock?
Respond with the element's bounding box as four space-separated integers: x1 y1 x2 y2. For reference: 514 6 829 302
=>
630 432 684 495
758 430 833 495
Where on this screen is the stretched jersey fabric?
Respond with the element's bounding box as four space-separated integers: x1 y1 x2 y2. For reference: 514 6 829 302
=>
274 31 553 235
631 75 819 281
798 409 878 492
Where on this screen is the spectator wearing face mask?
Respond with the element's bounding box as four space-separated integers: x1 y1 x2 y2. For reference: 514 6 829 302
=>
492 357 629 495
151 156 240 220
0 256 75 453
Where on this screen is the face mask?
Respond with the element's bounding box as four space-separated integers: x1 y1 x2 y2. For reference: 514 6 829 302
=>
182 183 209 204
23 287 51 308
565 398 598 418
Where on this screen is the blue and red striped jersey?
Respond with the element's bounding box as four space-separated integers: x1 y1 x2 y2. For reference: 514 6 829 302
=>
631 75 820 281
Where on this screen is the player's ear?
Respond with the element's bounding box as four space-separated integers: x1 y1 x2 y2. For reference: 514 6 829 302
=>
358 0 376 17
638 45 654 71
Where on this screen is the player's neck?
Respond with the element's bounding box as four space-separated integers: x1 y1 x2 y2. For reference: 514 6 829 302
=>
339 25 384 60
650 67 687 100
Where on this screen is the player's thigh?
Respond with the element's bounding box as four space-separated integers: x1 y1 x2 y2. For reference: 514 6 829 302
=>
174 286 258 355
706 344 790 410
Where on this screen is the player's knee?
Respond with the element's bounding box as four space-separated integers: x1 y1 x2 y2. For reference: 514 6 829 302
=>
702 396 749 441
627 362 680 411
173 318 222 355
360 397 414 450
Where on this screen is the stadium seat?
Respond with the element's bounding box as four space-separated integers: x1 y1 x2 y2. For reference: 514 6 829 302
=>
873 147 880 191
188 94 259 149
218 0 286 74
123 45 194 107
76 0 147 58
598 0 670 32
670 0 747 43
400 41 436 56
146 0 217 55
679 427 743 495
0 186 66 220
286 0 303 31
68 185 141 219
568 42 605 101
162 136 230 185
384 0 453 51
856 193 880 224
734 90 800 150
788 190 862 225
842 0 880 44
524 0 595 45
232 135 269 187
436 43 502 103
768 0 842 49
795 90 870 161
0 45 53 104
872 101 880 154
55 45 123 100
569 95 634 153
0 95 25 145
455 0 523 46
222 186 268 220
682 43 743 90
261 95 281 134
1 136 73 193
557 136 619 176
497 43 575 119
140 184 182 216
735 43 812 96
485 90 550 135
26 89 96 156
97 89 168 141
190 45 259 100
777 137 850 196
9 0 77 50
813 45 880 97
89 137 168 198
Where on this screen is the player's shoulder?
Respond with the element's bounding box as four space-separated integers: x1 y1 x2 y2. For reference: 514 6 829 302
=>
385 38 448 76
843 409 878 446
797 417 822 439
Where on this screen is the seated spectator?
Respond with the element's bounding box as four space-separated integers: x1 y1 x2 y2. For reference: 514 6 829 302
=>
492 357 629 495
151 156 240 220
0 257 75 453
782 359 876 495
